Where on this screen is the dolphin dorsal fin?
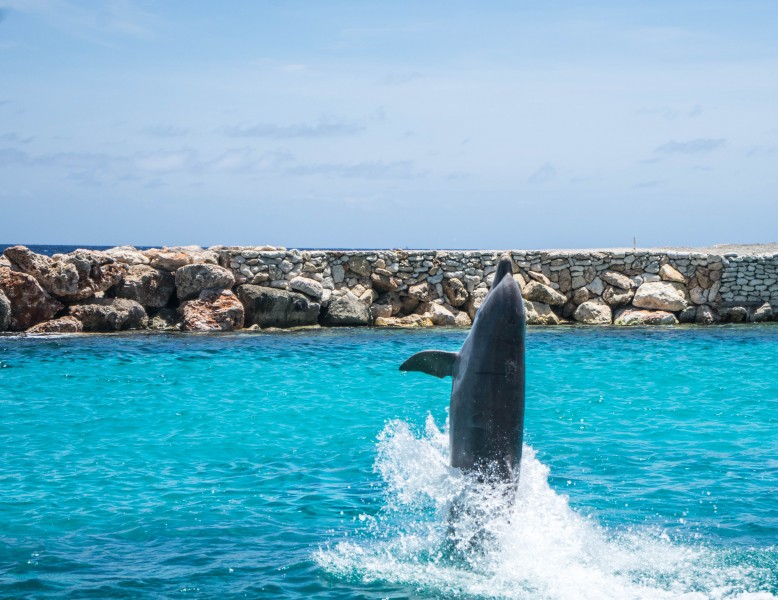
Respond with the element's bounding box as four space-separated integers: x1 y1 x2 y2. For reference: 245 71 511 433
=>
400 350 458 378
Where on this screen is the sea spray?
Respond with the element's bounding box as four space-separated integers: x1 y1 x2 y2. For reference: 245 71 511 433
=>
317 415 777 600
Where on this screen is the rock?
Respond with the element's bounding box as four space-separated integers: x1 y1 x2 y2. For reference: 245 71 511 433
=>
659 264 686 283
601 271 632 290
0 290 9 331
105 246 150 265
678 306 697 324
0 255 9 269
0 269 64 331
147 308 182 331
573 300 612 325
613 308 678 326
751 302 773 323
26 316 83 334
401 296 420 315
689 286 707 305
371 272 399 293
67 298 148 332
408 282 432 302
721 306 748 323
454 310 472 327
695 305 719 325
332 264 345 283
289 276 324 301
359 288 379 305
586 277 604 296
180 289 244 331
466 287 489 320
528 271 552 286
525 300 561 325
513 273 527 289
370 303 393 320
320 292 371 326
632 281 689 311
417 302 457 326
112 265 175 308
237 285 320 328
4 246 124 301
572 287 590 305
348 255 371 277
374 314 434 328
145 249 192 271
175 264 235 301
523 281 566 306
602 285 634 306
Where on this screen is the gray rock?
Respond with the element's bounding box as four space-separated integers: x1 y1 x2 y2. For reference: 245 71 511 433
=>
147 308 182 331
175 264 235 301
237 284 320 328
4 245 125 301
721 306 748 323
689 286 707 305
370 272 399 293
370 302 393 320
586 277 604 296
180 289 244 331
678 306 698 323
105 246 150 266
695 305 719 325
659 264 686 283
289 276 324 301
320 292 371 326
416 302 458 326
572 287 590 305
0 290 9 331
68 298 148 332
144 249 192 271
112 265 175 308
523 280 567 306
466 287 489 320
348 255 371 277
573 300 612 325
602 285 634 306
26 316 83 334
525 300 561 325
633 281 689 311
613 308 678 326
751 302 773 322
0 269 64 331
601 270 632 290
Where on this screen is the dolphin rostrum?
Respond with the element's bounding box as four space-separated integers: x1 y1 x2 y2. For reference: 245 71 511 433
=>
400 255 526 484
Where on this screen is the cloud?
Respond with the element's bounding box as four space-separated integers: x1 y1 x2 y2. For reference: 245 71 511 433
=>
528 163 556 184
285 160 425 180
0 132 34 143
654 138 726 154
224 117 364 139
637 105 703 120
143 124 190 138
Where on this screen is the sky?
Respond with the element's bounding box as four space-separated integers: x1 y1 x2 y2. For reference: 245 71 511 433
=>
1 1 777 249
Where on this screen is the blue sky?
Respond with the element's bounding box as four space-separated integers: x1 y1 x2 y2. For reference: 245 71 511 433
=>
1 1 777 249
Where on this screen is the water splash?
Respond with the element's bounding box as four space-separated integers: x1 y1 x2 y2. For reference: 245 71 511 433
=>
317 416 776 600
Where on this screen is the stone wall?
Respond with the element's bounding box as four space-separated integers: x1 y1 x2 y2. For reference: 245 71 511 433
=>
1 245 776 334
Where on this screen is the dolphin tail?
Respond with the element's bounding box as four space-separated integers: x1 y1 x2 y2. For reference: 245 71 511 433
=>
400 350 457 378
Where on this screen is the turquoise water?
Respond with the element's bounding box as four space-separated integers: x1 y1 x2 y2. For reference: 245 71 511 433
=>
1 327 776 599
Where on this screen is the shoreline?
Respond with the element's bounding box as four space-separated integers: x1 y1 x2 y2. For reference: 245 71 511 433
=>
1 244 777 334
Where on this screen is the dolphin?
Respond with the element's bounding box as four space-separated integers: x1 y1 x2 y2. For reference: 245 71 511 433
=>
400 255 526 484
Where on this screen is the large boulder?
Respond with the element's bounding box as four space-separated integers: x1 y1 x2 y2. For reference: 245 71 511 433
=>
614 308 678 326
695 305 719 325
632 281 689 312
370 272 400 293
602 285 634 306
237 284 320 328
26 316 83 334
320 292 371 326
601 271 633 290
466 287 489 320
523 281 566 306
751 302 773 323
347 255 371 277
525 300 561 325
659 264 686 284
573 300 612 325
289 276 324 301
175 263 235 301
67 298 148 332
0 290 10 331
147 308 182 331
443 277 468 307
0 269 64 331
180 289 244 331
112 265 175 308
4 246 124 301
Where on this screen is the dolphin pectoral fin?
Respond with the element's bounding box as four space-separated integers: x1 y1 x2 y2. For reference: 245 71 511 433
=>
399 350 457 378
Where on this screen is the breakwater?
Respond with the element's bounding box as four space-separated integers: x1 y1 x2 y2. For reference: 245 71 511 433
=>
1 245 776 333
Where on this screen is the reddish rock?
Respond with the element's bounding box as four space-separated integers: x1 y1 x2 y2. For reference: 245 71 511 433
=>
111 265 175 308
3 246 124 301
26 316 83 334
180 288 244 331
0 268 64 331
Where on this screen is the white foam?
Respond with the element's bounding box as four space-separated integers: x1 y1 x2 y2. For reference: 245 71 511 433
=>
316 416 776 599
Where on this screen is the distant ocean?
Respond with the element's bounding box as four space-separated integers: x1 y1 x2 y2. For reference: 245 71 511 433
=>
0 244 154 256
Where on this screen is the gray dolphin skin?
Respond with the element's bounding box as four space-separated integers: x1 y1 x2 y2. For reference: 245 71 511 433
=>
400 256 526 483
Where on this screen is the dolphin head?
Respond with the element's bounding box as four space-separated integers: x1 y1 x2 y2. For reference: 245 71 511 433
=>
471 256 525 334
